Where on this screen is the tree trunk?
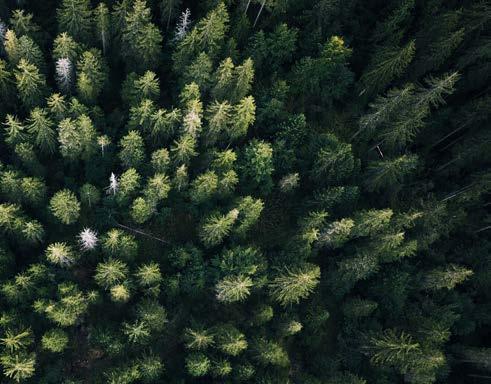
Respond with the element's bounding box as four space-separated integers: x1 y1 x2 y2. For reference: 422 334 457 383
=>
253 0 267 27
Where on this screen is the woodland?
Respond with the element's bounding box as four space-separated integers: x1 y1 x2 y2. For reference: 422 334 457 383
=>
0 0 489 383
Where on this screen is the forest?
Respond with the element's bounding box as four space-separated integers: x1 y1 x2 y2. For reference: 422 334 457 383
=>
0 0 489 383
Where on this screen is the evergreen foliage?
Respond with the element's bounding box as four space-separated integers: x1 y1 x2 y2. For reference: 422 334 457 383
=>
0 1 488 383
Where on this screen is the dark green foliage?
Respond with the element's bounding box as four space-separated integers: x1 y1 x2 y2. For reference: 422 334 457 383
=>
0 1 488 383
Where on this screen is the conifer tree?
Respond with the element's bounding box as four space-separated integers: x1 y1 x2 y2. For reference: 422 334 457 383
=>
215 274 253 303
49 189 80 225
269 264 320 306
57 0 93 44
76 50 107 103
200 209 239 247
119 131 146 168
14 59 45 108
364 154 418 193
122 0 163 71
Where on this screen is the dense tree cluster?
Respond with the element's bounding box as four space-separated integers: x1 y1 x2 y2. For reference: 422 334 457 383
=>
0 0 489 383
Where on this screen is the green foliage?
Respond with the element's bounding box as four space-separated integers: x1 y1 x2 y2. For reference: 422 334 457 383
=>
119 131 146 168
269 264 320 306
200 209 239 247
0 353 36 382
186 352 210 377
14 59 45 108
241 139 274 194
41 329 68 353
122 0 163 71
49 189 80 225
0 2 487 383
57 0 93 43
76 50 107 103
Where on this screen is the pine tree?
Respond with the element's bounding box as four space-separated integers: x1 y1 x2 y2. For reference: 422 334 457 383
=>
359 41 415 96
229 96 256 141
190 171 218 204
53 33 80 62
76 49 107 104
365 329 421 373
45 242 78 267
184 328 214 350
241 139 274 194
94 259 129 289
94 3 110 55
0 330 32 353
49 189 80 225
186 352 210 377
269 263 320 306
422 264 473 290
173 3 229 70
101 229 138 260
0 353 36 382
57 0 93 44
119 131 146 168
215 325 248 356
364 154 418 193
14 59 45 108
200 209 239 247
215 274 253 303
252 337 289 367
27 108 56 153
41 329 68 353
122 0 163 71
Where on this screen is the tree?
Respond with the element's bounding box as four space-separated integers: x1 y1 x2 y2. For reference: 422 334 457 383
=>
269 263 320 306
234 196 264 237
119 131 146 168
45 242 78 267
160 0 183 30
200 209 239 247
27 108 56 153
101 229 138 260
49 189 80 225
216 274 253 303
78 228 98 251
0 330 32 353
186 352 210 377
56 58 74 94
292 36 353 109
241 139 274 194
364 154 418 193
359 41 415 96
422 264 473 290
41 329 68 353
94 3 110 55
190 171 218 203
122 0 163 71
123 71 160 105
173 3 229 69
365 329 420 373
14 59 45 108
57 0 93 44
215 325 248 356
184 328 214 350
4 30 44 68
53 33 81 62
36 283 93 327
94 259 129 289
230 96 256 141
9 10 40 39
76 50 107 103
252 337 289 367
131 197 155 224
0 353 36 382
57 115 97 160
